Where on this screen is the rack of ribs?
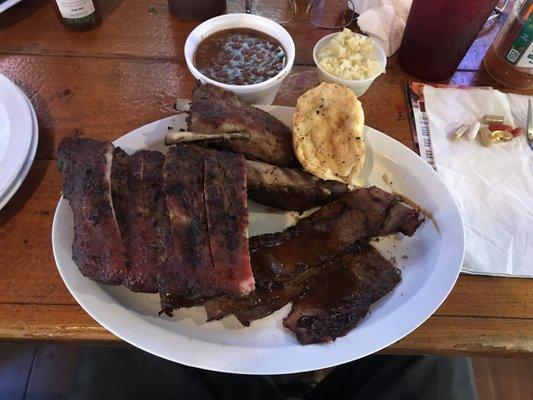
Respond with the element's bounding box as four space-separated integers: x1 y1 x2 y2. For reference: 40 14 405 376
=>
283 245 401 344
159 145 254 313
57 137 127 285
57 138 254 312
187 82 297 167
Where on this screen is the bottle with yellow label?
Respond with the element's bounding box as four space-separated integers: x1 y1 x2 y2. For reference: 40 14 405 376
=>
484 0 533 89
54 0 101 31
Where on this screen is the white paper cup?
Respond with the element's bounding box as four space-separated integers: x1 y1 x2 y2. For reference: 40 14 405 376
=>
184 13 295 105
313 32 386 97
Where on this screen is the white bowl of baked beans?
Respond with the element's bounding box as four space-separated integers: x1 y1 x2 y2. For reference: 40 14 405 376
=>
184 13 295 105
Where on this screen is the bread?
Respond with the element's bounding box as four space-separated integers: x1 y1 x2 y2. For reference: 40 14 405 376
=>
293 83 365 185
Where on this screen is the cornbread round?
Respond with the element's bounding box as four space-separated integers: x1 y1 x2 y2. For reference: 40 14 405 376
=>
293 82 365 185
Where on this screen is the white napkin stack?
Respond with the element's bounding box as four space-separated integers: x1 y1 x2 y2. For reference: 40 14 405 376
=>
424 86 533 278
355 0 412 56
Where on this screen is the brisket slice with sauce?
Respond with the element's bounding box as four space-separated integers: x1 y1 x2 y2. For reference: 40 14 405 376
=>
57 137 127 285
159 145 253 313
249 186 424 283
283 245 401 345
112 149 167 293
187 82 297 167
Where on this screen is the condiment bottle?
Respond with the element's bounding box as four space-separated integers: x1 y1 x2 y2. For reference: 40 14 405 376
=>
483 0 533 89
397 0 498 81
53 0 101 31
167 0 226 21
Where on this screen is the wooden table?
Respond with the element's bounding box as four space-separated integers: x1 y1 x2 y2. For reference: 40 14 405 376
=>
0 0 531 356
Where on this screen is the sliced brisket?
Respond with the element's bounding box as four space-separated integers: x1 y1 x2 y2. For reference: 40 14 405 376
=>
250 186 424 283
283 245 401 344
57 137 127 285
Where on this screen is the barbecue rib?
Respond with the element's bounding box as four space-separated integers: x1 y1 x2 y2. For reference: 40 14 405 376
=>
250 186 424 283
159 145 215 310
159 145 253 313
203 148 254 296
187 82 297 167
112 149 167 293
283 246 401 344
246 160 350 211
57 137 127 285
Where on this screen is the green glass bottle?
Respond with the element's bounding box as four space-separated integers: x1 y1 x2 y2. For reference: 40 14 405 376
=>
54 0 101 31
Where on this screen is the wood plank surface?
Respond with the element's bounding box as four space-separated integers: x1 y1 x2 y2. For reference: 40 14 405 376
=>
1 56 417 160
1 54 502 161
0 0 356 65
0 304 530 357
0 0 502 69
0 160 531 354
0 160 531 317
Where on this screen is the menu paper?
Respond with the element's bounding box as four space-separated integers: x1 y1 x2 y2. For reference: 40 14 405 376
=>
405 82 435 168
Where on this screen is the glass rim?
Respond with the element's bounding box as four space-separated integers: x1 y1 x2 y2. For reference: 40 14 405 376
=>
307 0 356 29
245 0 297 25
246 0 357 28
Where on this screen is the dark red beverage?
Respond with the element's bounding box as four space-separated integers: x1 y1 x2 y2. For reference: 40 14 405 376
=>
398 0 498 81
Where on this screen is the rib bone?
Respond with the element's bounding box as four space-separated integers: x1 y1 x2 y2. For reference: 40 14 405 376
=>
164 131 250 146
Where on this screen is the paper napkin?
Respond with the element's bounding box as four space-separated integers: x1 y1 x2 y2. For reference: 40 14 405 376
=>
355 0 412 56
424 86 533 278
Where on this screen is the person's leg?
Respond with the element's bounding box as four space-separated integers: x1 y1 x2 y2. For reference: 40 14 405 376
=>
67 345 285 400
193 368 286 400
68 346 213 400
307 355 478 400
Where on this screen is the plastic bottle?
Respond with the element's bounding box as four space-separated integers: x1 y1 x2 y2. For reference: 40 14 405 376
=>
484 0 533 89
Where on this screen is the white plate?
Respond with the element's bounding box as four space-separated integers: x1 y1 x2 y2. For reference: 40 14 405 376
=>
0 0 23 13
52 107 464 374
0 84 39 210
0 74 33 203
